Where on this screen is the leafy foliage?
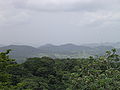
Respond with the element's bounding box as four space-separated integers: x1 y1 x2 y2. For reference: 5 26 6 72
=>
0 49 16 89
0 49 120 90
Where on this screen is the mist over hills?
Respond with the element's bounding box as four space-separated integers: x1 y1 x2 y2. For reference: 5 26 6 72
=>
0 42 120 63
38 44 114 58
82 42 120 48
0 44 5 47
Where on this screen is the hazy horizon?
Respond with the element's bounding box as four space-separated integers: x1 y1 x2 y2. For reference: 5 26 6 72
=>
0 0 120 46
1 41 120 48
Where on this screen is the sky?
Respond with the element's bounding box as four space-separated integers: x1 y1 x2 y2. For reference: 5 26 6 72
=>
0 0 120 46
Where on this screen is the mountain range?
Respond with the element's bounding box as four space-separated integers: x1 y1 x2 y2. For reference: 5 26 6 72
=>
0 43 120 63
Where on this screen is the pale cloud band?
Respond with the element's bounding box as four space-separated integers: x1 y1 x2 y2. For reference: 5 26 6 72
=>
0 0 120 26
11 0 120 12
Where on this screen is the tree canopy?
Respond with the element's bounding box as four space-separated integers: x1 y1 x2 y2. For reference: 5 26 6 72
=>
0 49 120 90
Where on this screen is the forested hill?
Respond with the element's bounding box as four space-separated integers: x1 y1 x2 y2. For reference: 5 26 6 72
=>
0 45 41 63
0 44 119 63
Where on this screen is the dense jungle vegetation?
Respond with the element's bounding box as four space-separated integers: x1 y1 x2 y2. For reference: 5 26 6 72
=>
0 49 120 90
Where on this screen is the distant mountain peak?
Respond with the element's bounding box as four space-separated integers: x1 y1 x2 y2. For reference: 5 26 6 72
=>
60 43 77 47
45 44 55 46
39 44 56 48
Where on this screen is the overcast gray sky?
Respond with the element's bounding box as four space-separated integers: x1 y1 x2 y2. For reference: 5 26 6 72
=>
0 0 120 46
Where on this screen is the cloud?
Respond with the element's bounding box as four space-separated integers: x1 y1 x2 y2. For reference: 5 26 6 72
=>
1 0 120 13
0 0 120 28
0 0 120 45
0 0 30 27
10 0 120 12
10 0 93 12
76 11 120 28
